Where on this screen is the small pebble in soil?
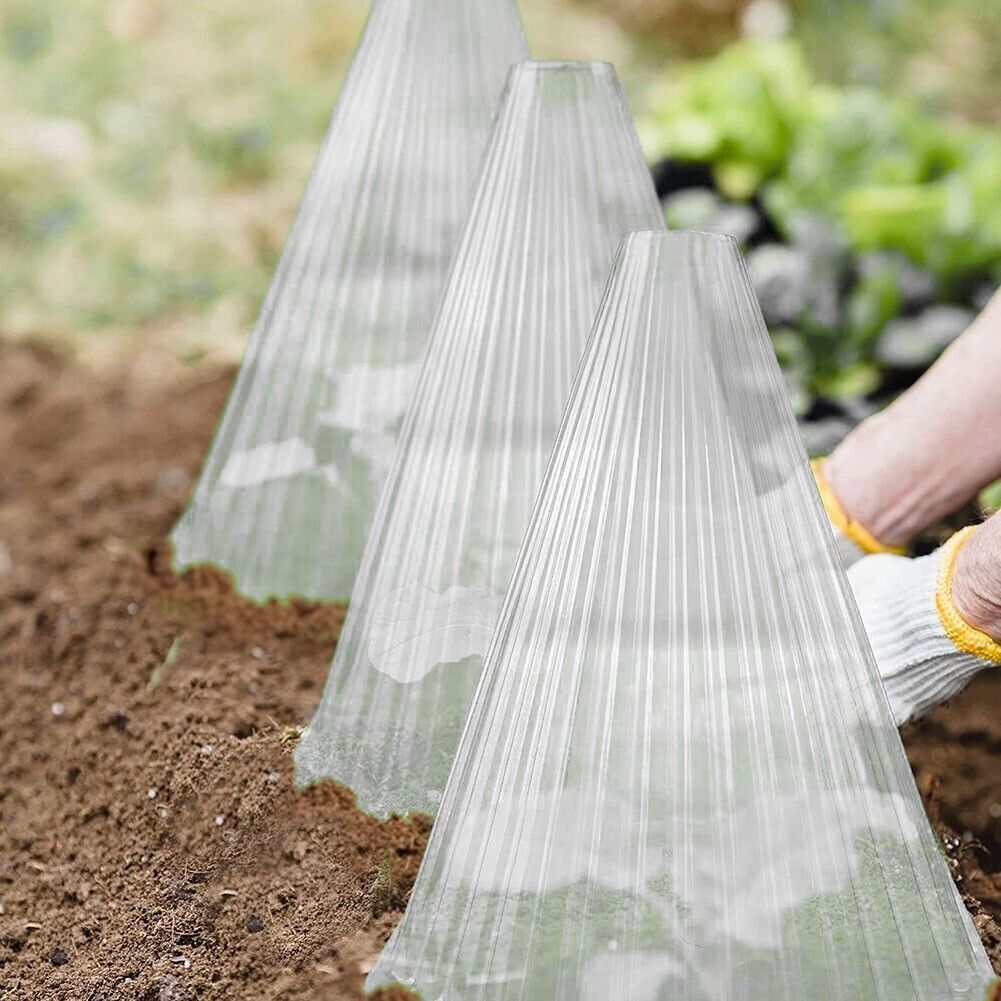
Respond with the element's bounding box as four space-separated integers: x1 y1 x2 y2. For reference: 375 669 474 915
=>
147 788 158 799
51 701 65 717
126 602 139 615
77 484 100 509
245 915 264 933
155 467 190 493
250 646 266 660
215 815 225 827
200 743 214 756
50 948 68 966
989 803 1001 819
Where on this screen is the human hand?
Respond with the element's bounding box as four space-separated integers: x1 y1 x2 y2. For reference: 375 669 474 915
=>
812 458 906 567
848 519 1001 725
814 289 1001 568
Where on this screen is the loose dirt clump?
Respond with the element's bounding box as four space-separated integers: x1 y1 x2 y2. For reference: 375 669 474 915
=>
1 340 1000 997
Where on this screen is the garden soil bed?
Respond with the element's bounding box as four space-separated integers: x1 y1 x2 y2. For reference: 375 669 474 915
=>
1 340 1000 999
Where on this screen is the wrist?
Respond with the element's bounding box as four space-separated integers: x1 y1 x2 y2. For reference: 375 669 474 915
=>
936 527 1001 658
824 412 976 547
949 524 1001 645
811 458 906 557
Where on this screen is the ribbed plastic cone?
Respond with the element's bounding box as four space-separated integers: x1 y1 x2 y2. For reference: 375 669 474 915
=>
293 62 665 814
367 232 994 1000
169 0 528 602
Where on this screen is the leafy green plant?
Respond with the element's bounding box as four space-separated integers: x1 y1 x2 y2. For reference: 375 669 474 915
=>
642 39 1000 409
643 39 1001 286
980 480 1001 515
640 40 814 199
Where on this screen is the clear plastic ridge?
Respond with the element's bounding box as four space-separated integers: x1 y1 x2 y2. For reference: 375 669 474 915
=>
294 61 665 815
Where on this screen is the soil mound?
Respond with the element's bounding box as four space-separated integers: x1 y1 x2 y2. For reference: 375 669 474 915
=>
0 341 998 997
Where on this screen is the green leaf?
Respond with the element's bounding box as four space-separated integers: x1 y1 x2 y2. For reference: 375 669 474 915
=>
979 480 1001 515
813 362 881 400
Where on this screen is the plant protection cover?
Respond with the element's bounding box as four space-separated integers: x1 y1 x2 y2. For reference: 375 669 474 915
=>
367 231 994 1000
170 0 528 602
294 62 665 815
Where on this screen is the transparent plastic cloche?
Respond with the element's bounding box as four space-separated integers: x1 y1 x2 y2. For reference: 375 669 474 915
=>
367 231 994 1000
294 62 665 815
170 0 528 602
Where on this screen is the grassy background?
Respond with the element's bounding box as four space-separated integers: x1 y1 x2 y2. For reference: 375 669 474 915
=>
1 0 998 373
0 0 645 371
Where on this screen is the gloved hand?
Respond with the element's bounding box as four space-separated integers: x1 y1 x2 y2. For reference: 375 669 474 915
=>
848 525 1001 725
812 458 906 567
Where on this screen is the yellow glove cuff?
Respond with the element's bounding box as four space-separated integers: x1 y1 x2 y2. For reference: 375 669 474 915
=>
810 459 907 557
935 526 1001 665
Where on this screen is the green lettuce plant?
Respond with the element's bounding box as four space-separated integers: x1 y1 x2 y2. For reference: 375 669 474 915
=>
640 40 814 199
640 39 1001 411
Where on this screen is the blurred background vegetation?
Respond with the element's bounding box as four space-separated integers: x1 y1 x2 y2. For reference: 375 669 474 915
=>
2 0 999 428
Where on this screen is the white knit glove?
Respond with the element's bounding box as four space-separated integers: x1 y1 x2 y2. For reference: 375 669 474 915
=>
811 459 906 569
848 527 1001 725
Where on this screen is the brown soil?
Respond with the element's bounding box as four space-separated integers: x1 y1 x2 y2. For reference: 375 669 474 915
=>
1 340 1000 998
0 344 420 999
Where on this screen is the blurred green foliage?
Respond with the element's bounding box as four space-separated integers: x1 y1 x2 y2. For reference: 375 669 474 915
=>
642 39 1001 286
981 480 1001 515
0 0 639 364
795 0 1001 128
644 39 1000 410
0 0 370 361
642 41 812 199
1 0 998 391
